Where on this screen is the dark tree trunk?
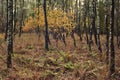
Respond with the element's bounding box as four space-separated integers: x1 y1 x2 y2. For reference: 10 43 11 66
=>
5 0 8 40
13 0 17 36
71 30 76 47
89 23 93 51
117 0 120 48
77 0 82 41
37 0 41 39
1 0 4 18
62 34 67 46
105 0 109 64
96 0 102 53
116 0 120 48
43 0 49 50
1 0 4 33
110 0 115 75
19 0 24 37
84 0 89 45
97 28 102 53
7 0 13 68
87 0 92 49
92 0 97 45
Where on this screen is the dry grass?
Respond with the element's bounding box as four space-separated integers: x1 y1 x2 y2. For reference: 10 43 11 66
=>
0 33 120 80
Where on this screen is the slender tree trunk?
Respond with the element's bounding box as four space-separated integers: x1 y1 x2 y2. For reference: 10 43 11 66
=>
78 11 82 41
1 0 4 33
92 0 97 45
19 0 24 37
7 0 13 68
5 0 8 40
105 0 109 64
87 0 92 51
1 0 4 18
43 0 49 50
116 0 120 48
84 0 89 45
37 0 40 39
96 0 102 53
89 24 93 50
118 0 120 48
13 0 17 36
110 0 115 75
62 34 66 46
97 27 102 53
71 30 76 47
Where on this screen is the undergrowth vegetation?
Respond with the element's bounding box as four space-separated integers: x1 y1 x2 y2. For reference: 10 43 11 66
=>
0 34 120 80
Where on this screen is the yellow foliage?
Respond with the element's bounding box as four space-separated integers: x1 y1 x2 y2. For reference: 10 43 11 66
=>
23 8 76 32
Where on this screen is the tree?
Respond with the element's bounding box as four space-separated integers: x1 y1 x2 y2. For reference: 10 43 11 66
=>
115 0 120 48
13 0 17 36
0 0 4 33
105 0 110 64
36 0 40 39
43 0 49 50
110 0 115 75
19 0 24 37
5 0 8 40
96 0 102 53
7 0 13 68
92 0 97 45
84 0 89 45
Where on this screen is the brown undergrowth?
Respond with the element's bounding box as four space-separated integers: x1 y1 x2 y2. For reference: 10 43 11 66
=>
0 33 120 80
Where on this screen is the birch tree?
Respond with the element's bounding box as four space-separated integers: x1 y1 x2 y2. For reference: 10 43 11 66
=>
7 0 13 68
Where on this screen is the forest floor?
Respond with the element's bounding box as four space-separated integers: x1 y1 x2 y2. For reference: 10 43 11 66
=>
0 33 120 80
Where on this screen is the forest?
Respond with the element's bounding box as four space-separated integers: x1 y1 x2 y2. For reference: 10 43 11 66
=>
0 0 120 80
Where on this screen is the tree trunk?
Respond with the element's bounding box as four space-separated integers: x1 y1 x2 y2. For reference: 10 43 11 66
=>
37 0 41 39
19 0 24 37
76 0 82 41
71 30 76 47
43 0 49 50
96 0 102 53
84 0 89 45
116 0 120 48
110 0 115 75
105 0 110 64
92 0 97 45
13 0 17 36
7 0 13 68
